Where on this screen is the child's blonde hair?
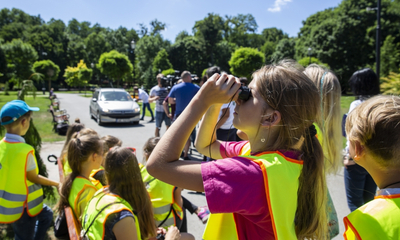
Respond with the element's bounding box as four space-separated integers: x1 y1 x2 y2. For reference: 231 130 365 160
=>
346 95 400 167
2 111 32 131
254 59 327 239
305 64 342 174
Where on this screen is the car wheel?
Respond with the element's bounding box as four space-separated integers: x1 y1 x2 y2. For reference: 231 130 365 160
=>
97 112 103 126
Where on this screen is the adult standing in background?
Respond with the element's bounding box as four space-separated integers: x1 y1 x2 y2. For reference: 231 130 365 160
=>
135 87 154 122
150 74 171 137
168 71 200 160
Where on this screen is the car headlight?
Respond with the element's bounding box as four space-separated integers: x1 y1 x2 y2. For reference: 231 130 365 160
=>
134 107 140 113
102 108 109 113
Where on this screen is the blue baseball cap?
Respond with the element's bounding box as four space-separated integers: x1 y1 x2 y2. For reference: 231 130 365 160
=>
0 100 39 125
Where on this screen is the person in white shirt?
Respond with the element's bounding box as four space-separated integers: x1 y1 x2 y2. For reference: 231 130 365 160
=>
135 87 154 122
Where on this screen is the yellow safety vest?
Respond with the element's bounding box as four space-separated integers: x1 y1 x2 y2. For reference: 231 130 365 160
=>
140 164 183 228
82 188 141 240
344 193 400 240
0 140 43 223
203 142 250 240
68 176 98 221
204 149 302 240
89 167 104 190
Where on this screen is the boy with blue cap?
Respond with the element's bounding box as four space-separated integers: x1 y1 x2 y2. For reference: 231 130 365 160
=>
0 100 59 240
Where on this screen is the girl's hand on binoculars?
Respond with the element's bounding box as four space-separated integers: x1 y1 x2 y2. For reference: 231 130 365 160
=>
199 73 241 106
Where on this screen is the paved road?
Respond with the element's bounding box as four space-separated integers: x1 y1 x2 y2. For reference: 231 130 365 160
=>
41 93 349 240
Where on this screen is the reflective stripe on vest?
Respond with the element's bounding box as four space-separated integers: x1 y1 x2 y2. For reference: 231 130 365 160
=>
68 176 97 220
140 165 183 228
82 189 141 240
344 194 400 240
203 150 302 240
0 140 43 223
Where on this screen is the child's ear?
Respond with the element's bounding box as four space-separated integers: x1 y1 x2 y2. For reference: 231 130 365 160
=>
353 141 365 161
260 111 281 128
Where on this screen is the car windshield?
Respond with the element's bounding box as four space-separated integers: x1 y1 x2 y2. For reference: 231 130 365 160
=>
100 92 133 101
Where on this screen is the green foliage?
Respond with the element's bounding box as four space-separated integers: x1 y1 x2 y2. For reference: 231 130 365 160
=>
381 35 400 77
261 27 288 43
162 68 175 76
381 70 400 95
168 35 207 75
202 68 208 77
271 38 296 61
229 47 265 79
298 57 329 68
32 59 60 90
64 60 92 88
152 49 173 74
17 80 37 101
295 0 400 88
1 39 38 86
98 50 133 87
193 13 224 65
261 41 276 64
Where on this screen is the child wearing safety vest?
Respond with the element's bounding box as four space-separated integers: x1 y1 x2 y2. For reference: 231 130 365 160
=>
56 133 104 224
0 100 60 239
89 135 122 187
343 95 400 240
147 60 328 239
81 147 181 240
59 122 85 178
140 137 196 240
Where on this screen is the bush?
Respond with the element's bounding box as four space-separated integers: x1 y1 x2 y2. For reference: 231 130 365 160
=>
162 68 175 76
229 47 265 80
381 70 400 95
298 57 330 69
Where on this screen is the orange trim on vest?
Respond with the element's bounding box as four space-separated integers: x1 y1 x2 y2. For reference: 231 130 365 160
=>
374 193 400 199
73 177 98 217
252 151 303 165
101 207 133 238
171 187 183 221
249 159 278 239
343 216 362 240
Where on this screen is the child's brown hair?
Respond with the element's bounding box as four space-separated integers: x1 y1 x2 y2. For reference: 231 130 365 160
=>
105 147 156 239
57 134 103 213
254 59 327 239
143 137 160 161
346 95 400 167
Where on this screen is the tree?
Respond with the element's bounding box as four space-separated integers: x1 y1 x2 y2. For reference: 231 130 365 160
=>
381 35 400 77
152 49 173 74
261 27 288 43
224 14 258 47
64 60 92 92
229 47 265 80
98 50 133 87
193 13 225 65
135 34 169 88
271 38 296 61
295 0 400 88
32 59 60 90
261 41 276 64
1 39 38 87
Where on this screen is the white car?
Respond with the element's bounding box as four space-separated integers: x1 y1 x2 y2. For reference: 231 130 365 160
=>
90 88 141 125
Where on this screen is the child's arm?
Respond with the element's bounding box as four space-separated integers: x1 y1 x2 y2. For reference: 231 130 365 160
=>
26 169 59 187
147 74 240 192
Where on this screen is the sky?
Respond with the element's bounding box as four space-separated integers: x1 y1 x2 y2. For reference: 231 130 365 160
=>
3 0 343 42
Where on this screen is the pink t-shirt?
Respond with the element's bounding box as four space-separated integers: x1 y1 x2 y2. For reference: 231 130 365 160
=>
201 141 275 239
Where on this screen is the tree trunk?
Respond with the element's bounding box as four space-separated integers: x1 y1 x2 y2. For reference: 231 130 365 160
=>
48 77 51 92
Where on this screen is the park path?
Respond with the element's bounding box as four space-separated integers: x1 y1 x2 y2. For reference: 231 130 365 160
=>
41 93 349 240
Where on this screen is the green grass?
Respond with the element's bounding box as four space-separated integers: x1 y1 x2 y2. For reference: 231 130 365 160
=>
0 92 66 142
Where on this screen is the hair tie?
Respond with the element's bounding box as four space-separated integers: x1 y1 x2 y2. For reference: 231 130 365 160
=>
306 124 317 138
